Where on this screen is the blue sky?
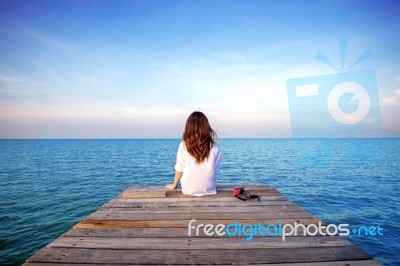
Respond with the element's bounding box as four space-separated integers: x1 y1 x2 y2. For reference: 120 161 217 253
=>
0 0 399 138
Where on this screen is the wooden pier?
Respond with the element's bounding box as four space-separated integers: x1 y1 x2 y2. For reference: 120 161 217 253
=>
24 185 381 265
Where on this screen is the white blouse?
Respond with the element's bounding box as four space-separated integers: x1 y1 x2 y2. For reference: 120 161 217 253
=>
175 141 220 196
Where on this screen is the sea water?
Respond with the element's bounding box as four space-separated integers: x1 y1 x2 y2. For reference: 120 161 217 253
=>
0 139 399 265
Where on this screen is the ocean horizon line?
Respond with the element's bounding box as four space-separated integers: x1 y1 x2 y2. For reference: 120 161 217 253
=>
0 137 399 141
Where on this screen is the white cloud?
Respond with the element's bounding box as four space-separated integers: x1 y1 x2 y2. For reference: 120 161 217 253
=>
381 89 400 106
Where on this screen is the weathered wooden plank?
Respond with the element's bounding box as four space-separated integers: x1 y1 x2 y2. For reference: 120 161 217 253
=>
22 260 383 266
99 205 306 213
165 191 281 198
137 184 273 192
113 194 287 203
85 210 314 221
73 218 323 229
27 247 373 264
217 184 274 189
49 236 352 249
121 185 276 198
64 227 332 238
264 261 383 266
101 202 304 209
121 188 166 198
102 200 294 209
166 189 280 197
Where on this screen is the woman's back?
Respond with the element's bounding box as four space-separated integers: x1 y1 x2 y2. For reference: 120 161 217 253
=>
175 141 220 196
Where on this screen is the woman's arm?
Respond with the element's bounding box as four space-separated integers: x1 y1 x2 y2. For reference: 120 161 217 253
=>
164 171 183 189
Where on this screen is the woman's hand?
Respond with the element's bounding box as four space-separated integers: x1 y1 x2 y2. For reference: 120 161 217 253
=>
165 171 183 190
164 183 177 190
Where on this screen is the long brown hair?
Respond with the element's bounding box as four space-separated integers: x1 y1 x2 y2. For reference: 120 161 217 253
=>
183 111 217 163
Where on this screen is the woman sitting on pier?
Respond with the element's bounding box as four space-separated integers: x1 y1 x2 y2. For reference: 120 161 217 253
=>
165 111 220 196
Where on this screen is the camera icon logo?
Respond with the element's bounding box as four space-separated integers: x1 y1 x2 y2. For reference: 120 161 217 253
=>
286 40 381 137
